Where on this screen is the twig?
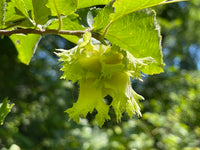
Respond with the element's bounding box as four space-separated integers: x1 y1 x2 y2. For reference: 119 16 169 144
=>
0 29 88 37
53 0 62 30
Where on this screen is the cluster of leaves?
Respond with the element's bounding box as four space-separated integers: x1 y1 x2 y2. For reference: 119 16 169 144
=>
0 0 184 126
0 0 169 69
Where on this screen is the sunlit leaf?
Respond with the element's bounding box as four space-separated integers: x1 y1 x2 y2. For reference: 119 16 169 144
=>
4 0 24 23
12 0 30 19
104 10 164 74
10 34 41 65
93 3 114 32
32 0 51 25
4 0 34 27
0 98 14 125
77 0 112 9
0 0 6 28
112 0 165 20
48 14 86 43
46 0 77 16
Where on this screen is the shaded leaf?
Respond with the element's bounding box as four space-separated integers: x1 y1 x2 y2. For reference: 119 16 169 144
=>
0 98 14 125
76 7 101 28
105 10 164 74
10 34 41 65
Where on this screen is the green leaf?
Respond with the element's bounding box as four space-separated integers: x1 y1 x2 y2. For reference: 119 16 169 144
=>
0 98 14 125
112 0 165 20
93 3 114 32
46 0 77 16
0 0 6 28
104 10 164 74
23 0 33 13
160 0 188 5
32 0 51 25
48 14 86 43
10 34 41 65
4 1 24 23
4 0 34 28
12 0 30 19
77 0 112 9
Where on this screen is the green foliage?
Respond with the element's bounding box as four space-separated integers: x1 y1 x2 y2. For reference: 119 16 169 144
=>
77 0 112 9
1 1 200 146
112 0 165 19
0 0 187 127
92 3 165 74
102 10 164 74
10 34 41 65
46 0 77 16
4 0 34 28
0 0 6 28
0 98 14 125
32 0 51 25
0 0 177 67
93 4 114 32
1 0 200 149
47 14 86 43
4 0 24 25
11 0 30 19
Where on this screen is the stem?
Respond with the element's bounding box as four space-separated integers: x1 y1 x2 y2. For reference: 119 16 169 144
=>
0 29 87 36
103 21 113 37
34 23 38 30
160 0 188 5
53 0 62 30
0 28 109 43
58 15 62 30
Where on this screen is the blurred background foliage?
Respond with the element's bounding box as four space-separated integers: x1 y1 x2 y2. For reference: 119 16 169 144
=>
0 0 200 149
